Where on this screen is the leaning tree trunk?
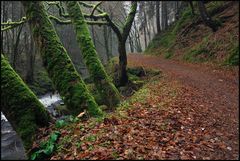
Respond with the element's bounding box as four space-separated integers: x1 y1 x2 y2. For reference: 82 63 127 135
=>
65 1 120 108
198 1 218 32
21 2 102 116
1 54 52 150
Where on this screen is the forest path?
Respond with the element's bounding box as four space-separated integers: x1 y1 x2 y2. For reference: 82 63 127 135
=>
127 53 239 159
50 53 239 160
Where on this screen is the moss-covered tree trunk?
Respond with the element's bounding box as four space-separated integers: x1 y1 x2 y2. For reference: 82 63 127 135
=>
1 54 52 150
77 1 137 86
21 2 102 116
65 1 120 108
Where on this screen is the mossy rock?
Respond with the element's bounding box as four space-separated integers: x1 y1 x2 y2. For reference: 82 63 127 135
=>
55 105 70 116
128 73 140 82
145 69 162 77
99 105 108 111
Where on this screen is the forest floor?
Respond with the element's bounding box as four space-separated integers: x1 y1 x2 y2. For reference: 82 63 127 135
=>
41 53 239 160
127 53 239 160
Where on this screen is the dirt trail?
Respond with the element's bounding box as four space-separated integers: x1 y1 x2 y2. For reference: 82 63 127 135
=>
128 54 239 106
128 53 239 159
50 53 239 160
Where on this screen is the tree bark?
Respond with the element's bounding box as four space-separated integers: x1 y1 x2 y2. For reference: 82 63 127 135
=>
1 54 52 150
189 1 195 15
162 1 168 30
128 33 134 53
118 40 128 86
91 25 96 46
103 25 110 61
156 1 161 33
65 1 120 108
25 32 35 84
143 25 147 49
133 20 142 52
22 1 102 116
1 1 5 54
143 3 151 43
74 1 137 86
12 24 24 69
109 27 113 57
119 1 137 86
198 1 218 32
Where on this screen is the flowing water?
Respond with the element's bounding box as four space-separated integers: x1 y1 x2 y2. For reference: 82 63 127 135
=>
1 92 62 160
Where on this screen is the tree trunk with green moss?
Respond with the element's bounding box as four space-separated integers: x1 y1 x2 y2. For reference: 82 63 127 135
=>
1 54 52 150
65 1 120 108
77 1 137 86
21 2 102 116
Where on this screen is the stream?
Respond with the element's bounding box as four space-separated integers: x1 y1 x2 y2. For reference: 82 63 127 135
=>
1 92 62 160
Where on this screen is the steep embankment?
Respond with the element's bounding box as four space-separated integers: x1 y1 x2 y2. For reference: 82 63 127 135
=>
145 1 239 66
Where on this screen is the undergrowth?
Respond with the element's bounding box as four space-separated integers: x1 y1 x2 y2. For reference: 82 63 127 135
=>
144 1 239 66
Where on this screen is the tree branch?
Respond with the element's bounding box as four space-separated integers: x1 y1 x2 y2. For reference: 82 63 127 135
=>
79 1 122 40
84 13 107 19
1 17 27 26
46 1 70 18
122 1 138 41
49 15 71 24
86 20 109 26
1 17 27 31
90 1 103 16
49 15 109 26
56 1 69 18
45 2 59 5
78 1 105 14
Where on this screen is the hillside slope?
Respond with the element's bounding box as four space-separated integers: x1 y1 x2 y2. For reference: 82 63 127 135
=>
145 1 239 66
